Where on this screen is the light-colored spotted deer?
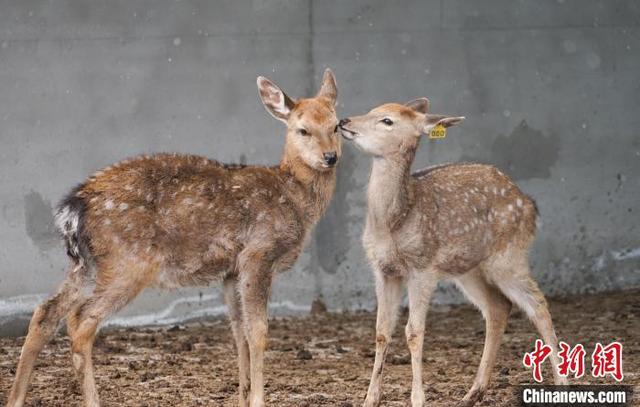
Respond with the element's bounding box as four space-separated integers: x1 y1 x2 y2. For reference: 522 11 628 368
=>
6 69 341 407
339 99 567 407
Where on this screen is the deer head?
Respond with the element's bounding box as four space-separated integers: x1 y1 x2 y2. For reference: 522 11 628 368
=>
257 69 341 171
338 98 464 158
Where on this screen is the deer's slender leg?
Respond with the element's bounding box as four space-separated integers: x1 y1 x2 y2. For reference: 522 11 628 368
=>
223 276 251 407
238 251 273 407
66 300 103 407
65 263 151 407
7 264 87 407
494 259 567 386
405 270 438 407
454 269 512 407
363 273 405 407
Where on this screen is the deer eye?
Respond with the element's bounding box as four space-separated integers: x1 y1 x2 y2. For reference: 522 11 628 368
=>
380 118 393 126
297 128 309 136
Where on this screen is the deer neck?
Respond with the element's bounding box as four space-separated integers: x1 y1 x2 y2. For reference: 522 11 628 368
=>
278 153 336 225
367 149 416 231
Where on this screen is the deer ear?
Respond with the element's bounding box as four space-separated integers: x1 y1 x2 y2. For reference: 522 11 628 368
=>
317 68 338 105
422 114 465 134
405 98 430 114
257 76 295 123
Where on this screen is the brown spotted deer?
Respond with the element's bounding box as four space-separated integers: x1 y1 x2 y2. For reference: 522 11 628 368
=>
6 69 341 407
338 99 567 407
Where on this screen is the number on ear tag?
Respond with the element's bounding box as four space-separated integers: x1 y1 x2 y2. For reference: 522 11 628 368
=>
429 123 446 139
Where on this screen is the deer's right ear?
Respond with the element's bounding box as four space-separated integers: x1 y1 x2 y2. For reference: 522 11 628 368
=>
405 98 430 114
257 76 295 123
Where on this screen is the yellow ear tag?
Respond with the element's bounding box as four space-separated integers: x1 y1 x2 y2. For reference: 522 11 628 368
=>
429 123 446 139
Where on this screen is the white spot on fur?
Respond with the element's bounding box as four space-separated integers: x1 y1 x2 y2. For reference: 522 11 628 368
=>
119 203 129 211
516 198 523 207
105 200 114 210
508 204 514 211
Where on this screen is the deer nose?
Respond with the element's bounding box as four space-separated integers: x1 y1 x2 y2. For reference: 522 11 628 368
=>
338 118 351 127
323 152 338 166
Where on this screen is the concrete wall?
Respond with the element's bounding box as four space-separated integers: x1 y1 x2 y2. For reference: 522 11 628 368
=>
1 0 639 334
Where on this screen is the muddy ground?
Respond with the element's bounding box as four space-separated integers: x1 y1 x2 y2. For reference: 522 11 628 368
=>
1 289 638 406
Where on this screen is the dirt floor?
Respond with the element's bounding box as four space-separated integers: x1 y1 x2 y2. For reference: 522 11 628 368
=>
0 289 638 406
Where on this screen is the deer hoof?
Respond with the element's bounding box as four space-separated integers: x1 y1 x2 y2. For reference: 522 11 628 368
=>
456 388 485 407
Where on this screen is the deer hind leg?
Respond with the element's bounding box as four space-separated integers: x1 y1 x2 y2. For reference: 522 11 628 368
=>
491 256 568 385
223 277 251 407
405 270 438 407
65 262 153 407
454 268 512 407
364 273 405 407
7 263 87 407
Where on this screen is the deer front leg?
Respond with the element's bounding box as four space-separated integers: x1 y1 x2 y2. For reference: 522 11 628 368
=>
405 270 438 407
238 254 273 407
364 273 405 407
223 277 251 407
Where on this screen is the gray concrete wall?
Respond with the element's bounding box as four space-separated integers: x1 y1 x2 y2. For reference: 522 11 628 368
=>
1 0 639 334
